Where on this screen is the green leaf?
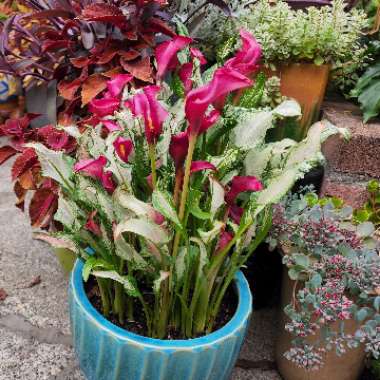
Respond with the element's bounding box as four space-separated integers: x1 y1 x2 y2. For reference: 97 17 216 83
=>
374 296 380 312
115 218 169 245
82 258 113 282
209 176 225 218
357 221 375 238
25 143 74 188
293 253 310 268
92 270 141 297
153 270 170 294
309 273 322 289
152 189 182 229
54 196 85 231
198 221 224 245
175 247 187 282
238 72 266 109
190 237 209 278
33 232 77 252
114 233 148 268
188 189 211 220
115 189 156 220
272 99 302 118
171 73 185 98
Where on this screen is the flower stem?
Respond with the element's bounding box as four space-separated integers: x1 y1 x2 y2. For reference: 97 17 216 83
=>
148 143 157 189
172 134 197 259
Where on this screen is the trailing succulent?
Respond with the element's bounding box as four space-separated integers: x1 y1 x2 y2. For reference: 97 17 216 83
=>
9 30 343 339
269 191 380 370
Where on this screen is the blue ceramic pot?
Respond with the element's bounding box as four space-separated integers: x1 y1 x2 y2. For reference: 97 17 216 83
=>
69 259 252 380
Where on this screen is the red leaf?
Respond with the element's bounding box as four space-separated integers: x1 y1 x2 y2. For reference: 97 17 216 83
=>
118 50 140 61
14 181 27 211
58 79 81 101
11 148 38 181
18 168 39 190
70 56 91 68
81 74 108 105
0 146 17 165
147 17 175 37
81 4 125 24
42 39 71 53
121 56 153 83
96 48 118 65
29 188 58 228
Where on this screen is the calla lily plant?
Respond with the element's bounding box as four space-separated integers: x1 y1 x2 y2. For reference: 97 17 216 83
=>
29 29 345 339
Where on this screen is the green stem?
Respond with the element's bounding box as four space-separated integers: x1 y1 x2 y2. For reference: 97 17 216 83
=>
97 278 110 317
114 282 125 324
148 143 157 189
171 134 197 260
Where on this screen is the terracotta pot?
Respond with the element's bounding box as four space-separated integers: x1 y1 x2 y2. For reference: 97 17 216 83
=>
265 63 330 141
276 267 366 380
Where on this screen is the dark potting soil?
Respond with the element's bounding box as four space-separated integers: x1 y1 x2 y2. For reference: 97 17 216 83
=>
85 277 237 340
360 367 380 380
243 243 283 309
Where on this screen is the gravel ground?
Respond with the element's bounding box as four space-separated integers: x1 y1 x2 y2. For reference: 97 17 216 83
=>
0 156 281 380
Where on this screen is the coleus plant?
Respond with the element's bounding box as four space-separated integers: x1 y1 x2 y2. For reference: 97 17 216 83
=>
269 192 380 370
14 29 342 338
0 0 174 120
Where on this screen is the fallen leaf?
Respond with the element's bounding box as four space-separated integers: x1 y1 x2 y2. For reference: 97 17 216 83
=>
0 288 8 301
25 275 41 288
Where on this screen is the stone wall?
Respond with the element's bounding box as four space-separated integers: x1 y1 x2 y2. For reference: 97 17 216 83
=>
321 101 380 207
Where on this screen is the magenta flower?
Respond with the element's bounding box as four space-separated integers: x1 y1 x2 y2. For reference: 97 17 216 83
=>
125 85 168 145
113 136 133 163
169 131 189 169
74 156 107 179
185 67 252 135
179 62 194 95
101 171 116 193
85 211 102 237
190 47 207 65
224 29 262 77
216 231 234 252
190 161 216 173
89 98 120 118
102 120 122 132
199 110 221 134
225 176 263 205
230 205 244 225
74 156 116 193
155 35 193 79
107 74 133 97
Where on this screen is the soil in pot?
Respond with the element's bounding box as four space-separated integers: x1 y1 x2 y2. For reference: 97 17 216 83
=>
85 277 237 340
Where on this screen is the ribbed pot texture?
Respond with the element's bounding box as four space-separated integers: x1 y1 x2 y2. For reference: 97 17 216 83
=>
69 259 252 380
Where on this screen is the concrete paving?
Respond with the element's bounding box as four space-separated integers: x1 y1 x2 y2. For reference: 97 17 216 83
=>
0 156 281 380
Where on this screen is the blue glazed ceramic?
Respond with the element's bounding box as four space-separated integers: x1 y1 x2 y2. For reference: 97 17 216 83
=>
69 259 252 380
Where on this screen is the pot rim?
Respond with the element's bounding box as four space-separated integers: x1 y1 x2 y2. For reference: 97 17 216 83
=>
70 258 252 349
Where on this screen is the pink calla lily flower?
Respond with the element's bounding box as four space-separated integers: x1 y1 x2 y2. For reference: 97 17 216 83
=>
113 136 134 163
89 98 120 118
190 47 207 65
216 230 234 253
190 161 216 173
179 62 194 95
155 35 193 79
230 205 244 225
74 156 107 179
199 110 221 134
102 120 122 132
125 85 168 145
185 67 252 135
107 74 133 97
224 29 262 77
225 176 263 205
169 131 189 169
85 211 102 236
101 171 116 193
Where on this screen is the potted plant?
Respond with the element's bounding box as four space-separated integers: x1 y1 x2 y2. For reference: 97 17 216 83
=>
269 191 380 380
24 29 344 378
186 0 367 140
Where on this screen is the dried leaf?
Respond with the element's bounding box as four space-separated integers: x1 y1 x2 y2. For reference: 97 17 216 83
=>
25 275 41 288
29 188 58 228
58 79 81 101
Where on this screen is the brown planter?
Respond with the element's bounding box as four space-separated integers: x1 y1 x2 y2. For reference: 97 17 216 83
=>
276 267 366 380
265 63 330 141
